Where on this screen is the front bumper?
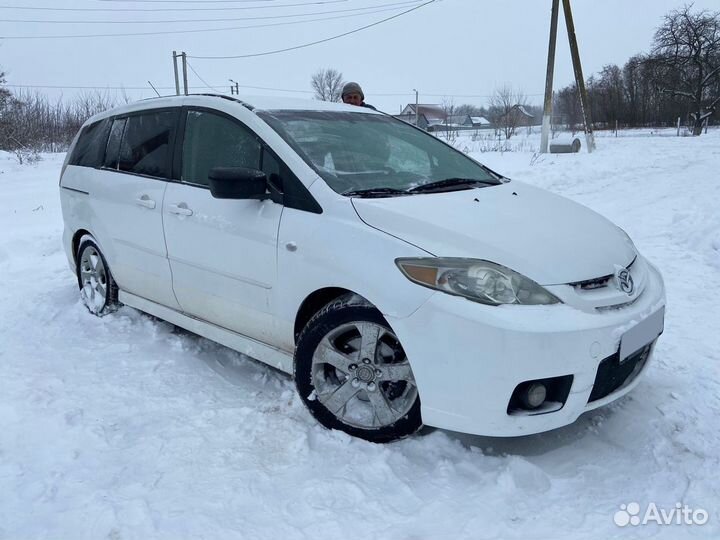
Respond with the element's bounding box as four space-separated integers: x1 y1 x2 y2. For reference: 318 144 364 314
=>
386 261 666 437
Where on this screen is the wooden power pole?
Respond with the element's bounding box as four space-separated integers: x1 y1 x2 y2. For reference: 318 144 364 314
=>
540 0 560 154
562 0 595 152
172 51 189 95
541 0 596 153
172 51 180 96
413 89 419 127
181 52 189 96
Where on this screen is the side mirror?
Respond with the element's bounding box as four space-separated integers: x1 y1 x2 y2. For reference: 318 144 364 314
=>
208 167 268 200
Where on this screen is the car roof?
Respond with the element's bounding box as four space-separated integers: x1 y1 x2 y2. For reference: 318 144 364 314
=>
83 93 380 126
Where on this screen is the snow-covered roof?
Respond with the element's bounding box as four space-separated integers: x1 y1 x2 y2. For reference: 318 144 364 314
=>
471 116 491 125
403 104 445 119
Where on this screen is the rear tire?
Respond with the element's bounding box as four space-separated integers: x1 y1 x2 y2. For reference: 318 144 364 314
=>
295 295 422 443
76 238 119 316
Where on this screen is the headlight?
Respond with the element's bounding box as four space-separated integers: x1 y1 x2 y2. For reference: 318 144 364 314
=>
396 258 561 306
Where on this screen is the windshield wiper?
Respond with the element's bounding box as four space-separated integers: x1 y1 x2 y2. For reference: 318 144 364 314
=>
408 178 497 193
342 187 410 198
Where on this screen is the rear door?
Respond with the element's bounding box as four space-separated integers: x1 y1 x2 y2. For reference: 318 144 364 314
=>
90 109 181 309
163 107 283 342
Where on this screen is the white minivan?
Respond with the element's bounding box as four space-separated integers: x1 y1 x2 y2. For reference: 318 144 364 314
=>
60 94 665 442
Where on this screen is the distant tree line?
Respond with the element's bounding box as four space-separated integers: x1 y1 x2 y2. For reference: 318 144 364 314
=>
311 6 718 139
555 5 720 135
0 71 120 161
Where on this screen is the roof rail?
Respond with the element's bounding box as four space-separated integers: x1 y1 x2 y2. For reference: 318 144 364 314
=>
137 93 254 111
192 93 255 111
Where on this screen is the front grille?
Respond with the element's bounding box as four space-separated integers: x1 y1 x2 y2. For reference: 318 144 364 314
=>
569 256 637 292
571 274 613 290
588 342 654 403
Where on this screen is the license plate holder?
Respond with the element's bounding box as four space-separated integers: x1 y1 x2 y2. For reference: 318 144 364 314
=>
619 307 665 363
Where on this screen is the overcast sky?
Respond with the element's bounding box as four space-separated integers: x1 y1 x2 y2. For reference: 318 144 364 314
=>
1 0 718 112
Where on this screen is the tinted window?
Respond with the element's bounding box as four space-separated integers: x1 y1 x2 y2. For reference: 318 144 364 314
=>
104 118 126 170
181 110 261 186
118 111 176 178
69 118 111 168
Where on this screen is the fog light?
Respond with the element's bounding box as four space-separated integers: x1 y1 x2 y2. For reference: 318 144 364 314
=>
523 383 547 409
507 375 573 415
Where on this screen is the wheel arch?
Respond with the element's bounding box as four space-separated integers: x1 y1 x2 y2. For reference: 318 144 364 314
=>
294 287 374 343
72 228 94 265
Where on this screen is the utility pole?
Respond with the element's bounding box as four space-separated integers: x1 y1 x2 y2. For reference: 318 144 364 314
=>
181 51 189 96
229 79 240 95
540 0 560 154
562 0 595 152
413 88 419 127
172 51 180 96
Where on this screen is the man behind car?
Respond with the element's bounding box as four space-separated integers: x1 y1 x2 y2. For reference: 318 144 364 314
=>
341 82 377 110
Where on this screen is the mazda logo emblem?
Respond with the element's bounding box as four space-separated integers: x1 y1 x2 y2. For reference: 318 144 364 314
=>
616 268 634 295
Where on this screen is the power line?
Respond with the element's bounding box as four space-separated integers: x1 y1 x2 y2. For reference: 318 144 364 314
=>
97 0 310 3
420 92 546 98
0 4 418 38
98 0 285 3
0 0 420 24
5 83 544 99
186 61 223 93
190 0 436 59
5 82 309 93
0 1 348 13
7 83 185 90
5 82 313 94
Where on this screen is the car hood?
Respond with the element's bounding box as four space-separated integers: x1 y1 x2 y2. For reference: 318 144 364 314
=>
351 181 636 285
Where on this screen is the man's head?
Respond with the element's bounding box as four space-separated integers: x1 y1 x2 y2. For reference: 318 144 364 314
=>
342 82 364 106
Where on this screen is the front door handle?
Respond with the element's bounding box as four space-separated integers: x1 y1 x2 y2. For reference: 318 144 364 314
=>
167 203 193 216
135 195 156 209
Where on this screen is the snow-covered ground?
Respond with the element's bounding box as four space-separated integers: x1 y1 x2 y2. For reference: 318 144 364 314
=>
1 130 719 539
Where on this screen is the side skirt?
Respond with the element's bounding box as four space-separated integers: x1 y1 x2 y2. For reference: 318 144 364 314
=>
119 290 294 374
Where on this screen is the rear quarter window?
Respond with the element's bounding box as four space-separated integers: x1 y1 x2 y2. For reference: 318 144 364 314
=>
68 118 111 168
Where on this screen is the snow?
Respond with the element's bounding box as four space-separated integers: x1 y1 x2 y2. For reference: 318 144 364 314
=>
1 129 720 539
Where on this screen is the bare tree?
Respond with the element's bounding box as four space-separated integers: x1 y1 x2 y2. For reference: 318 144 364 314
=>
554 85 582 133
311 68 345 102
652 5 720 135
441 98 458 143
0 86 119 158
455 103 487 117
489 85 530 139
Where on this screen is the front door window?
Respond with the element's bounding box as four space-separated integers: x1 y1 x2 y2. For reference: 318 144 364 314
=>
181 110 261 186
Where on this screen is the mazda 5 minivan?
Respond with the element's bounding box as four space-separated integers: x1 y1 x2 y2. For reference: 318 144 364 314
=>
60 95 665 442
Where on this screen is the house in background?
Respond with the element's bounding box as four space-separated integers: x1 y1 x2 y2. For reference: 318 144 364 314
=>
395 104 494 132
446 114 473 127
444 115 492 130
395 104 446 130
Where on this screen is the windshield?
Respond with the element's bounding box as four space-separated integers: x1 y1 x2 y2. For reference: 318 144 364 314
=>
257 110 500 196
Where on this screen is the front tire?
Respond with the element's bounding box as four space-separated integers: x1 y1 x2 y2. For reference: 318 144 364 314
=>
76 238 118 316
295 296 421 443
